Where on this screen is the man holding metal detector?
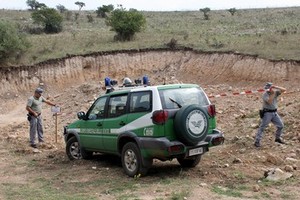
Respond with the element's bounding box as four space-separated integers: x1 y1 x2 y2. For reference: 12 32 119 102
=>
254 82 287 147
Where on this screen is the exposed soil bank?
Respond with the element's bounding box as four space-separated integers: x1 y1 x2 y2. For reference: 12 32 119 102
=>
1 49 299 95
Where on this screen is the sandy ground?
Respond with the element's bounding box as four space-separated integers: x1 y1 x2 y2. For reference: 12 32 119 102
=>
0 52 299 200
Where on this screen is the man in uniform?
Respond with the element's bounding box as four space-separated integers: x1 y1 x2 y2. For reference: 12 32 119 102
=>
26 88 56 148
254 83 286 147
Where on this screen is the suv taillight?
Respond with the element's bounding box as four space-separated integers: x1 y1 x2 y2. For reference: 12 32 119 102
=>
152 110 168 124
207 104 216 117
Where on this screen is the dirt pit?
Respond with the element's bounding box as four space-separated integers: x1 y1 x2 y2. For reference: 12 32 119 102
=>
0 51 300 200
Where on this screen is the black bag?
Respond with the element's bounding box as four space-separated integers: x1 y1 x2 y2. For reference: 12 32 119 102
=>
27 114 32 121
259 109 264 119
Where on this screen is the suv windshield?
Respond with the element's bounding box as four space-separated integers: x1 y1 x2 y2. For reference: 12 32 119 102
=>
160 87 209 109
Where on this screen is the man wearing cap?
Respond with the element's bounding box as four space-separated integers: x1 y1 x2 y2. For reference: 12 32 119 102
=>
26 88 56 148
254 83 287 147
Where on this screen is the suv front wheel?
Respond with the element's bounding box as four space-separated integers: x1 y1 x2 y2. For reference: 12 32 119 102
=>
66 137 93 160
121 142 150 177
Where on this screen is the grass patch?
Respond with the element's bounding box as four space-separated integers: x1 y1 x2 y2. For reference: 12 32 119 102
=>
2 182 96 200
212 185 243 198
170 190 190 200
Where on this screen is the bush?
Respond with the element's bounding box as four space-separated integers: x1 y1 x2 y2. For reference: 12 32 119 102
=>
96 4 114 18
87 14 94 23
31 8 63 33
106 8 146 41
0 21 29 65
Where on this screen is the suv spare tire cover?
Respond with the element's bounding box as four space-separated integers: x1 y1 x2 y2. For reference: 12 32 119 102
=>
174 104 209 146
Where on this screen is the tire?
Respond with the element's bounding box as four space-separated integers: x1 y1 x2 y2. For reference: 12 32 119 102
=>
66 137 93 160
81 148 93 160
121 142 150 177
177 155 201 168
174 105 209 146
66 137 82 160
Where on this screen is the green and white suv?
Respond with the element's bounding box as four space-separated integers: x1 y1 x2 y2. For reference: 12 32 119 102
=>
64 83 224 177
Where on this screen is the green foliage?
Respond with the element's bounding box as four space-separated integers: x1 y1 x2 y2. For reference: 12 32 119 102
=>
228 8 237 16
56 4 67 13
31 8 63 33
75 1 85 11
96 4 114 18
200 7 211 20
0 21 29 65
26 0 47 10
105 8 146 41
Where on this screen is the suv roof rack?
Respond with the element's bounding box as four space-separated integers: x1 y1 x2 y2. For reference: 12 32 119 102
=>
114 84 149 90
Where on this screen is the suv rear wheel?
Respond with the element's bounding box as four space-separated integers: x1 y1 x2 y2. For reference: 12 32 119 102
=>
174 105 209 145
177 155 201 168
121 142 150 177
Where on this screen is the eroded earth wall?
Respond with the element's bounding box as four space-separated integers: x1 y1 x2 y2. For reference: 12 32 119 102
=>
1 49 299 95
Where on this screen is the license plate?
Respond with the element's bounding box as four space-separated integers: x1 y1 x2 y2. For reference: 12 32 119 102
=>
189 147 203 156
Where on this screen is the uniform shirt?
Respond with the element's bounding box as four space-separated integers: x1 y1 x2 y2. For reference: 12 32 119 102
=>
27 96 46 113
262 90 281 110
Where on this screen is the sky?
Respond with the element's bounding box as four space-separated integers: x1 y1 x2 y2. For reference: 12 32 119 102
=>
1 0 300 11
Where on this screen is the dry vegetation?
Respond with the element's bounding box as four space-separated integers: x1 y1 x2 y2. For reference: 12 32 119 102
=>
1 7 300 65
0 6 300 200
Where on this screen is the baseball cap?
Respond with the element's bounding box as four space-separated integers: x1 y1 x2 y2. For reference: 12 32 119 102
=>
35 88 43 94
264 82 273 90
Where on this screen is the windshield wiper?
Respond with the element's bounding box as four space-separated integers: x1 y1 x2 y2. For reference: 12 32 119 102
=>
169 97 182 108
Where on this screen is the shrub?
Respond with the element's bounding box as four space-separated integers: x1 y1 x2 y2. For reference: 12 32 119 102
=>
105 8 146 41
31 8 63 33
166 38 178 49
0 21 29 65
87 14 94 23
56 4 67 13
96 4 114 18
228 8 237 16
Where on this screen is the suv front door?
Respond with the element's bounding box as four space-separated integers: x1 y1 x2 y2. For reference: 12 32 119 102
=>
102 93 128 153
79 96 107 151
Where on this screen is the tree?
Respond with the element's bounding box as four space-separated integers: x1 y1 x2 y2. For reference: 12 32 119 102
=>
31 8 63 33
26 0 38 10
56 4 67 13
200 7 211 20
26 0 46 10
106 7 146 41
228 8 237 16
75 1 85 11
0 21 29 65
96 4 114 18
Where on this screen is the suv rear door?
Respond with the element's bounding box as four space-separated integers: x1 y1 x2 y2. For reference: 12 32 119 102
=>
126 91 153 137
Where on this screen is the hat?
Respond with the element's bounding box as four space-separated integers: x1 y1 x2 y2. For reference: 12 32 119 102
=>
35 88 43 94
264 82 272 90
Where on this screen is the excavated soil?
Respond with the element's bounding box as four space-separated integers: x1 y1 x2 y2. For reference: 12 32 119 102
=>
0 49 299 200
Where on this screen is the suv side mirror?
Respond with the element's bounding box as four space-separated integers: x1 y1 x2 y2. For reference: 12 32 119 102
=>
77 111 86 120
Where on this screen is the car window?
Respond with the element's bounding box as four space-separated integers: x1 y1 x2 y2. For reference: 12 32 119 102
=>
87 97 107 120
160 87 209 109
108 94 128 118
130 91 151 113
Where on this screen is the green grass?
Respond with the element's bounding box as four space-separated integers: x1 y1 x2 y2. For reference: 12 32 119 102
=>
212 185 244 198
1 7 300 66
